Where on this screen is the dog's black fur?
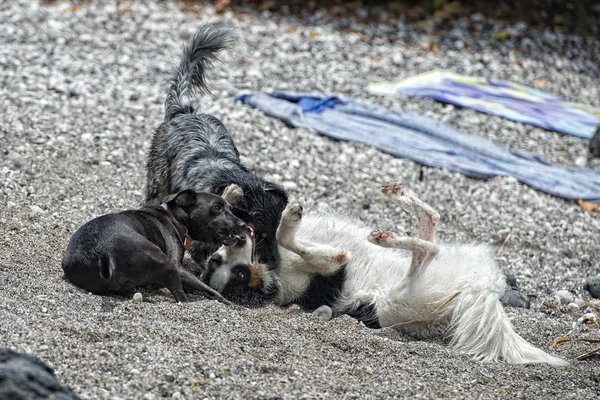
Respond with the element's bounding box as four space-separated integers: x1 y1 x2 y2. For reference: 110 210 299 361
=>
62 190 245 304
145 23 288 270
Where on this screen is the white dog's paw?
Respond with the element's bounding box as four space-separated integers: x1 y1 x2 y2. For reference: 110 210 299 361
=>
381 182 405 196
282 201 303 224
368 230 396 247
222 184 244 204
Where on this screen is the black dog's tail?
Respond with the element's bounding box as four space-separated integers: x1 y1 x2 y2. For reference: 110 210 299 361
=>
165 23 237 122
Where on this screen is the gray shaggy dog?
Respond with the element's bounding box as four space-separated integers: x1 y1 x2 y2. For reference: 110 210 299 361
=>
145 23 288 270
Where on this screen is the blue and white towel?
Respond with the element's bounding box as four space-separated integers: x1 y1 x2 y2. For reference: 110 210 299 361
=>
237 92 600 202
368 70 600 139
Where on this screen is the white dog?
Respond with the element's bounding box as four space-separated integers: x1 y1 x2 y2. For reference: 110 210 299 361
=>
203 183 567 365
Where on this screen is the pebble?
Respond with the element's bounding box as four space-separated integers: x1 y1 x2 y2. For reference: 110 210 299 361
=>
132 293 143 303
556 290 574 304
312 305 333 321
577 313 597 324
282 181 298 191
583 276 600 299
30 205 46 215
566 303 579 313
500 290 530 309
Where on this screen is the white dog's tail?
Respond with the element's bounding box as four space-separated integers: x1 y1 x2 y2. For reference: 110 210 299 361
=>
450 287 568 366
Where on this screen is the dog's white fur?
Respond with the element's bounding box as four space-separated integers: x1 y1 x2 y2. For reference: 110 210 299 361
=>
211 184 567 365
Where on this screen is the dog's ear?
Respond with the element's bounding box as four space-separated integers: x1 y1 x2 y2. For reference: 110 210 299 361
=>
163 190 197 207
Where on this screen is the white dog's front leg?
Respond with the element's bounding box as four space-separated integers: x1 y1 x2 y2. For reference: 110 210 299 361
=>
277 201 350 274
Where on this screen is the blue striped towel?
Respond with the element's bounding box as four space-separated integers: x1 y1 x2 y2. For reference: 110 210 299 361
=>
236 92 600 202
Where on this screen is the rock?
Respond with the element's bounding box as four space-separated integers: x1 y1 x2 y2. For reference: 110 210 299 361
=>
574 156 587 168
500 290 530 309
312 305 333 321
589 126 600 158
29 205 46 215
505 274 518 289
132 293 143 303
282 181 298 191
577 313 597 324
556 290 574 304
0 348 81 399
584 276 600 299
566 303 579 313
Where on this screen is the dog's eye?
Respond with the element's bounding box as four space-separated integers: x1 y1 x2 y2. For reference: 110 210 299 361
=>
237 271 246 280
212 204 223 213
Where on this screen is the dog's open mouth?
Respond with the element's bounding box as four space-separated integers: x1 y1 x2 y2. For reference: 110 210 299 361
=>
235 225 254 248
219 226 253 247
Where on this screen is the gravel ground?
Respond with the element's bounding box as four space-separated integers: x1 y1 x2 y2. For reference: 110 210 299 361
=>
1 1 600 399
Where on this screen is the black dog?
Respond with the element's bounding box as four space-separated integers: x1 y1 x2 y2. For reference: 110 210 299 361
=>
145 23 288 269
62 190 245 304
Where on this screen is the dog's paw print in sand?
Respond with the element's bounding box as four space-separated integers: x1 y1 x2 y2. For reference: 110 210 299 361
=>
369 230 395 245
283 202 303 223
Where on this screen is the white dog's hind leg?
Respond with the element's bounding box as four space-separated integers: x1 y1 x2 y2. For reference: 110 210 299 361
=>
277 201 350 274
369 183 440 287
382 183 439 242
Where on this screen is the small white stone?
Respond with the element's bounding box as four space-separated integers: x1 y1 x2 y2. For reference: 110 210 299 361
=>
574 156 587 168
578 313 597 324
132 293 143 303
312 305 333 321
30 205 46 215
566 303 579 313
556 290 574 304
282 181 298 191
41 307 48 313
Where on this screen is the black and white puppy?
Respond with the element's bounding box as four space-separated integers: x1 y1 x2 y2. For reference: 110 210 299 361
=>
62 188 246 304
145 23 287 269
204 183 567 365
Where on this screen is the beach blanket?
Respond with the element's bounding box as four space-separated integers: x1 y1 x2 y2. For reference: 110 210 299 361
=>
236 92 600 202
367 70 600 139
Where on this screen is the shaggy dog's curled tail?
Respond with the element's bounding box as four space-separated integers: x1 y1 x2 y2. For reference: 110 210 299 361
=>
164 23 237 122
